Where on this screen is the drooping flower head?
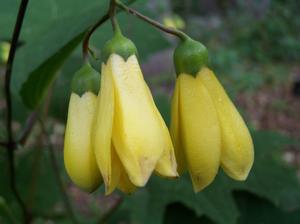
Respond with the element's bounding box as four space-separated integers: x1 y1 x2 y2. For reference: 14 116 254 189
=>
93 26 177 195
171 37 254 192
64 63 102 192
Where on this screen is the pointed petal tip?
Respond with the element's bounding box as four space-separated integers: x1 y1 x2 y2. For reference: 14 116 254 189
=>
170 171 179 178
127 164 154 187
155 169 179 179
222 163 252 181
102 176 113 195
163 169 179 178
192 182 210 193
191 173 217 193
225 170 251 181
104 185 114 196
129 175 149 187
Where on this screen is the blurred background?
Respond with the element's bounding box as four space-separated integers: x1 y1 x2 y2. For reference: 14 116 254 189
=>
0 0 300 223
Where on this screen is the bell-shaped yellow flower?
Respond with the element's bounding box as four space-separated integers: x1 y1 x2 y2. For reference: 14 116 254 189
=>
64 92 102 192
198 68 254 180
170 73 221 192
93 53 177 194
64 64 102 192
172 36 254 191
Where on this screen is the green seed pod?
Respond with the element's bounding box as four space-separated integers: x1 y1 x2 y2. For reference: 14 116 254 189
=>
173 38 209 76
71 63 100 95
102 30 138 63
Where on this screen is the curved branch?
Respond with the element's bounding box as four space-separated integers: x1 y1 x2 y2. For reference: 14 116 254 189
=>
3 0 31 222
82 13 110 62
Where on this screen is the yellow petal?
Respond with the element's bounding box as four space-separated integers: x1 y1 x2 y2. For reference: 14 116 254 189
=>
93 63 119 194
170 78 186 175
198 68 254 180
105 144 121 195
118 165 136 194
112 141 136 194
179 74 221 192
64 92 102 192
140 77 178 178
154 105 178 178
110 54 165 186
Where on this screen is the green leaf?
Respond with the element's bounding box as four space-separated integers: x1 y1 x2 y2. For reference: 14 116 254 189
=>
10 0 170 110
10 0 125 109
0 0 103 40
20 33 84 109
10 1 110 109
231 132 300 210
164 203 214 224
235 191 300 224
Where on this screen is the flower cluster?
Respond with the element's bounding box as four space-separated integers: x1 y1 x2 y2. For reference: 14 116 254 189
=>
63 27 254 195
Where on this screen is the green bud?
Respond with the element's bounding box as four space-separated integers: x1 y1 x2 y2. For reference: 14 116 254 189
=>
71 63 100 95
102 31 138 63
173 37 208 76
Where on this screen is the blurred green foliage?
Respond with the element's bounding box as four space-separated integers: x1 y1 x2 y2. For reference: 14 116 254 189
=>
229 0 300 62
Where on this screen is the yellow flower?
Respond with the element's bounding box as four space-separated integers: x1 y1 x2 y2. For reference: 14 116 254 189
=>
171 37 254 192
64 92 102 192
170 72 221 192
93 53 177 194
198 68 254 180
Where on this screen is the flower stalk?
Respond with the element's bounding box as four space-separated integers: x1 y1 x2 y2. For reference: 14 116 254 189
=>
116 0 188 41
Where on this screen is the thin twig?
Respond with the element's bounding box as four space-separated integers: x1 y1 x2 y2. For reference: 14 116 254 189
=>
82 13 110 62
3 0 31 222
38 119 78 224
0 111 38 148
82 0 136 61
116 0 188 41
18 111 38 145
109 0 118 30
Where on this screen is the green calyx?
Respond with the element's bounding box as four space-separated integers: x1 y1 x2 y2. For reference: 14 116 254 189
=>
173 37 209 76
102 28 138 63
71 63 100 96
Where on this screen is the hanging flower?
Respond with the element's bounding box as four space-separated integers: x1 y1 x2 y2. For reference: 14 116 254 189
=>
64 63 102 192
93 29 177 194
171 37 254 192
